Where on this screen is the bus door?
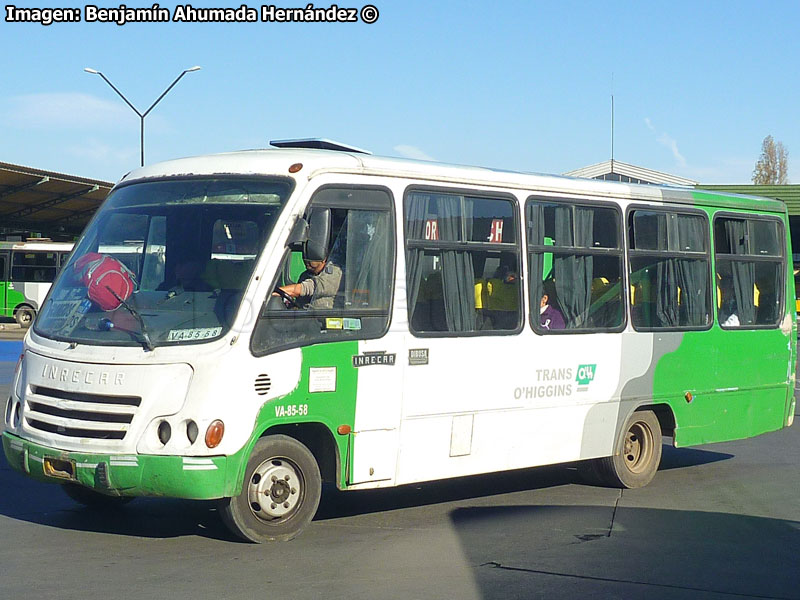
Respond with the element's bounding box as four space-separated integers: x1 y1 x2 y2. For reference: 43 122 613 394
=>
0 252 8 317
397 191 526 483
255 185 400 486
307 188 401 486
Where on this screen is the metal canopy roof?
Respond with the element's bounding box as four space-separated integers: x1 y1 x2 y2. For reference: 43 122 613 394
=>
564 160 698 187
0 161 113 239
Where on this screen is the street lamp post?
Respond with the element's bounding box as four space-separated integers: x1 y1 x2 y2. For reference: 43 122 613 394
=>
84 66 201 166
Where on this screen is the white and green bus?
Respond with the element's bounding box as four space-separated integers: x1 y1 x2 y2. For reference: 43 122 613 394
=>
3 142 796 542
0 240 73 327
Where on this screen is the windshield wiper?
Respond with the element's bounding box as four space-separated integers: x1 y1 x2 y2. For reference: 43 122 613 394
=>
104 287 155 352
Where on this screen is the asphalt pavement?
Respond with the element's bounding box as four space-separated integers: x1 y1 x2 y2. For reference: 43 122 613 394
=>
0 318 26 340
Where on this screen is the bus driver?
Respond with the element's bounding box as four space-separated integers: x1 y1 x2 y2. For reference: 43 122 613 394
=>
274 255 342 309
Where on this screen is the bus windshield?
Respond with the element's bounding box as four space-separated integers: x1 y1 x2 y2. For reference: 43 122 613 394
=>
34 177 292 348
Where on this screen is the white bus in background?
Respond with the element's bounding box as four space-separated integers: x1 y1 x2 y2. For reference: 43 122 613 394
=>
0 240 73 327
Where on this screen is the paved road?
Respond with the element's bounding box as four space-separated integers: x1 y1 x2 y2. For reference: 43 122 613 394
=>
1 351 798 600
0 317 26 341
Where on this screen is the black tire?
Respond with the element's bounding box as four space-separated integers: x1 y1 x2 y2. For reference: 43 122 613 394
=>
62 483 134 508
220 435 321 543
580 410 662 489
576 458 604 486
14 305 35 328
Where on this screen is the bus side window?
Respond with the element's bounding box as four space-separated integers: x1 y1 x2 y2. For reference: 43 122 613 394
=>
10 250 58 283
714 216 784 328
405 191 522 335
58 251 71 270
252 187 395 355
527 200 625 333
628 210 711 331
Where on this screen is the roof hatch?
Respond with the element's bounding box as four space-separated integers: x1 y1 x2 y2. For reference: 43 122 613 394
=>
269 138 371 154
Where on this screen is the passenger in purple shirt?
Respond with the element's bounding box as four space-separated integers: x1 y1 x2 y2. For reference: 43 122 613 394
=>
539 293 565 330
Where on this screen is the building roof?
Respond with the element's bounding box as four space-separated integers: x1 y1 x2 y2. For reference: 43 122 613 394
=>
697 184 800 215
564 160 698 187
5 152 790 243
0 161 113 238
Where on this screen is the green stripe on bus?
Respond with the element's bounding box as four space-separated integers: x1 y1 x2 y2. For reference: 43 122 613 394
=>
653 328 791 446
246 340 360 490
5 288 26 316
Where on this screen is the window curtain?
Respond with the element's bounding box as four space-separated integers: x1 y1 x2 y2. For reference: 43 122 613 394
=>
439 195 476 331
346 210 391 309
725 219 756 325
405 193 430 317
553 206 593 328
675 216 708 326
655 214 679 327
528 204 545 315
406 193 476 332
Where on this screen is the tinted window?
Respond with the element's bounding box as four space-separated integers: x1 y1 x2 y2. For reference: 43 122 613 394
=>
714 216 784 328
628 209 711 330
11 250 59 282
527 200 624 332
406 191 521 334
253 187 395 355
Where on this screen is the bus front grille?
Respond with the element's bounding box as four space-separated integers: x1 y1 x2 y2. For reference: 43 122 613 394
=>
25 385 141 441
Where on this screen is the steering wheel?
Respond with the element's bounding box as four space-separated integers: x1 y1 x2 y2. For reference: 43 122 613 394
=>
273 286 301 309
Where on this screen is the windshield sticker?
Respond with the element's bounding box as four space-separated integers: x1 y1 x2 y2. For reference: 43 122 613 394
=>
309 367 336 393
166 327 222 341
343 318 361 331
325 318 343 330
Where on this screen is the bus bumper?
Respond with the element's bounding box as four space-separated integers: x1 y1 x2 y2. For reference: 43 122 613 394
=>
2 432 235 499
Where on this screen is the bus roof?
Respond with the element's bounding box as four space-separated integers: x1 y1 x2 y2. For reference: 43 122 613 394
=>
117 148 787 214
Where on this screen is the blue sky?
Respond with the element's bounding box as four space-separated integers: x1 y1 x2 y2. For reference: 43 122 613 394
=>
1 0 798 184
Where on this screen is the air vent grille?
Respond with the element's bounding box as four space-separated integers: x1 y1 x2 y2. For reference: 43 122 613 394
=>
254 374 272 396
25 385 140 440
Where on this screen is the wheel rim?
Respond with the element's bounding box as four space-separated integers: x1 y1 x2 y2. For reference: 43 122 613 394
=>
623 420 654 474
247 457 304 522
19 311 32 325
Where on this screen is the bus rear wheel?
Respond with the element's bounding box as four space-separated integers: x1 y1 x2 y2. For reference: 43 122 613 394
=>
14 305 35 328
580 409 662 489
220 434 321 543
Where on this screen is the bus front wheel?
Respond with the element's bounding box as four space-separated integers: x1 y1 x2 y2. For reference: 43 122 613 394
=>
580 410 662 489
14 305 35 328
220 434 322 543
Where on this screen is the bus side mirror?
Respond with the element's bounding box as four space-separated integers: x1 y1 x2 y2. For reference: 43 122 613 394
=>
286 216 309 250
304 208 331 261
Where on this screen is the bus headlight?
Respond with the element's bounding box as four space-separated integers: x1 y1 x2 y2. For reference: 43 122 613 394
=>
157 420 172 445
186 420 199 444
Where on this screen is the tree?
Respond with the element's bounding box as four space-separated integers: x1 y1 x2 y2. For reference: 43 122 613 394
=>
752 135 789 184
